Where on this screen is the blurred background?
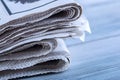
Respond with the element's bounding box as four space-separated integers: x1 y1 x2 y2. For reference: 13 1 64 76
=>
22 0 120 80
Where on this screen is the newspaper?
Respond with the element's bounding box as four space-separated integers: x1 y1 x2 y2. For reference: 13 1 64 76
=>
0 0 90 79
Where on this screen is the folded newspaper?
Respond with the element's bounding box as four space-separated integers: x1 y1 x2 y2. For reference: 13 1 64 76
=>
0 0 90 79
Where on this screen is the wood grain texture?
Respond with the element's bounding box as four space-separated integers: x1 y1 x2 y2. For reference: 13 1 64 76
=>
19 0 120 80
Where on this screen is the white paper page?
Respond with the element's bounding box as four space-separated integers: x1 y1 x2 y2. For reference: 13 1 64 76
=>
0 0 77 25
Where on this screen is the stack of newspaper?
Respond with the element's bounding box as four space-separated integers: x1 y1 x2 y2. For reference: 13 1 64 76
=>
0 0 90 79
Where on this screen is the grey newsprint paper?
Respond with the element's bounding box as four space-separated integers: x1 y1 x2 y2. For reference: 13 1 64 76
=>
0 0 90 79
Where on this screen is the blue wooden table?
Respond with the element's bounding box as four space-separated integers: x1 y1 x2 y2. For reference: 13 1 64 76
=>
20 0 120 80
